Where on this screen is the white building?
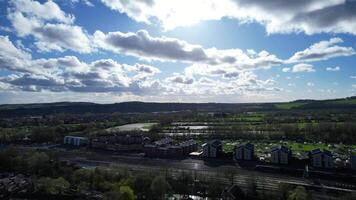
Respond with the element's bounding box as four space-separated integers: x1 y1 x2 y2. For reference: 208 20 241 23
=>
309 149 334 169
271 145 291 165
63 136 88 146
234 143 254 161
202 139 222 158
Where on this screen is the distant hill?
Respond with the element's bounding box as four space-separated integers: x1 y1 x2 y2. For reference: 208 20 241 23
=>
0 96 355 117
274 96 356 110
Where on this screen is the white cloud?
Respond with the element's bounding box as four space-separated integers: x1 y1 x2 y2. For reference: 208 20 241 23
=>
99 0 356 35
8 0 92 53
0 33 283 101
353 85 356 89
100 0 236 31
291 63 315 73
11 0 75 24
70 0 94 7
0 36 162 94
326 66 340 71
351 76 356 79
0 35 33 73
282 67 291 72
307 82 314 87
288 38 355 63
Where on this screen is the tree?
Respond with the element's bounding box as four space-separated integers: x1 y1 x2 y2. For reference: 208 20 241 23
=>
119 186 136 200
278 183 295 200
150 176 171 200
51 177 70 195
133 173 153 198
287 186 309 200
27 152 51 175
35 177 70 195
105 186 136 200
0 147 19 171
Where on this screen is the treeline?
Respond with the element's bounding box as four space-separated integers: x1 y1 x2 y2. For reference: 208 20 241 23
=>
169 122 356 144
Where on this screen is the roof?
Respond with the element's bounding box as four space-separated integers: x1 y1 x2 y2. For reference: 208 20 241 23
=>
168 145 182 149
236 143 254 150
154 137 173 146
144 144 156 148
64 136 88 140
210 139 222 148
310 148 322 155
271 145 290 153
180 139 196 146
310 148 332 157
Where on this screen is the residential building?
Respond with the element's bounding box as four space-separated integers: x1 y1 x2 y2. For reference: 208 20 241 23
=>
180 139 198 155
90 134 147 151
143 144 157 157
234 143 254 161
144 139 196 158
167 146 183 157
351 155 356 170
271 145 291 165
202 139 222 158
309 149 334 168
63 136 88 146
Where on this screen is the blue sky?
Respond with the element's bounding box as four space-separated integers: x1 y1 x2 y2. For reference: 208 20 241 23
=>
0 0 355 104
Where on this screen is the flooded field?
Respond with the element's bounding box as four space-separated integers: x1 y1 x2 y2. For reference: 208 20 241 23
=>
106 123 158 132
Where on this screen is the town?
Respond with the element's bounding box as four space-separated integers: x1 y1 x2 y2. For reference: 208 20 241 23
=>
1 100 356 200
63 134 356 171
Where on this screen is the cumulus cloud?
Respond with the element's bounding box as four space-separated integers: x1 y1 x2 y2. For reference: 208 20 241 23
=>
326 66 340 71
0 33 282 99
282 67 291 72
291 63 315 73
94 29 283 71
0 35 162 94
7 0 92 53
99 0 356 35
288 38 355 63
165 74 194 84
162 70 280 98
94 29 208 62
133 64 161 75
0 35 33 73
11 0 75 24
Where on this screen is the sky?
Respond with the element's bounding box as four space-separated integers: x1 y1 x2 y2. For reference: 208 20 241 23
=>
0 0 355 104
